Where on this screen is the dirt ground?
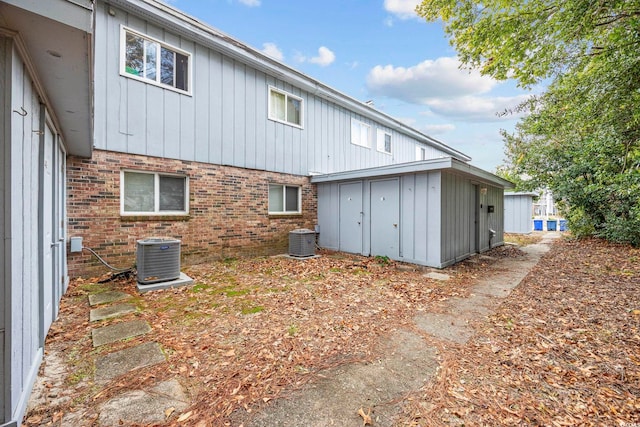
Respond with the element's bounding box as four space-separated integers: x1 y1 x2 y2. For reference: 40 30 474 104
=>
24 235 640 426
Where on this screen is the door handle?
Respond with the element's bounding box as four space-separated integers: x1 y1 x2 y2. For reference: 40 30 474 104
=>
393 223 398 228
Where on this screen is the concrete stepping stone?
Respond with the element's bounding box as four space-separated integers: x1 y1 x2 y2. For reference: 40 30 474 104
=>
90 303 137 322
95 342 165 382
98 379 188 425
414 312 474 344
92 320 151 347
423 272 450 281
89 291 132 307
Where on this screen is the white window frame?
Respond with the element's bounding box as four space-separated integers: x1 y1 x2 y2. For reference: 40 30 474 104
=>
376 129 392 155
268 183 302 215
120 170 189 216
351 118 371 148
120 26 192 95
416 146 427 161
268 86 304 128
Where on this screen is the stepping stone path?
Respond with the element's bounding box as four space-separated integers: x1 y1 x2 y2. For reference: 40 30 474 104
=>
86 290 189 425
91 319 151 347
89 303 137 322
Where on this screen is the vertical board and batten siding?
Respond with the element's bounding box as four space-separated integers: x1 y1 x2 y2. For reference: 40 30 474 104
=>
316 183 340 250
0 36 7 423
398 172 442 267
4 44 44 424
478 185 505 252
439 173 473 266
315 171 445 268
94 4 450 177
504 193 533 234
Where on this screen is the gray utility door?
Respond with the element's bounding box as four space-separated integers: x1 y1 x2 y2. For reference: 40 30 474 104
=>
470 185 479 253
370 179 399 258
339 182 363 254
41 121 65 340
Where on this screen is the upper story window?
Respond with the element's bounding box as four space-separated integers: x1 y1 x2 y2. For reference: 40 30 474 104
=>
121 170 189 216
351 118 371 148
269 87 303 128
416 146 427 160
377 129 392 154
121 27 191 94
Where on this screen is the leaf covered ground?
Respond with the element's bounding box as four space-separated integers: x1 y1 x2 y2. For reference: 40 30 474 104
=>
25 236 640 426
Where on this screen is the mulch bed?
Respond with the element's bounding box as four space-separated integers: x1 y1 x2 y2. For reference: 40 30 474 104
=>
25 237 639 426
402 238 640 426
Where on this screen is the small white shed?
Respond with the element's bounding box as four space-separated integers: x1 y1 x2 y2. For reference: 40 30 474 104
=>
312 158 513 268
504 192 536 234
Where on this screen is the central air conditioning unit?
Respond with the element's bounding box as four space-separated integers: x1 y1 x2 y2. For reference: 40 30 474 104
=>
136 238 181 284
289 229 316 258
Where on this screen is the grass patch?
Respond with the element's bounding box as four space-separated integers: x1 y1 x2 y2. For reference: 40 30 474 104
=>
192 283 212 293
241 305 265 315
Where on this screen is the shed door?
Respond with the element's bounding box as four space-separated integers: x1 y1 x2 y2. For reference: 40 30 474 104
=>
42 123 54 336
339 182 363 254
370 179 399 258
41 122 65 339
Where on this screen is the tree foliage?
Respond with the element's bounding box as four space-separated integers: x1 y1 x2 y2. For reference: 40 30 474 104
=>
417 0 640 245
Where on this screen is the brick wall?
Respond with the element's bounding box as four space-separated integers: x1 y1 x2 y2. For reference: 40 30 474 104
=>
67 150 317 277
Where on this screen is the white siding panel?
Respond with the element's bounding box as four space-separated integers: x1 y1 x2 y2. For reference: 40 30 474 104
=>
94 5 462 176
209 51 223 165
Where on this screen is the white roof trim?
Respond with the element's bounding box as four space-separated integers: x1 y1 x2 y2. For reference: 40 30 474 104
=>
311 157 514 188
107 0 472 162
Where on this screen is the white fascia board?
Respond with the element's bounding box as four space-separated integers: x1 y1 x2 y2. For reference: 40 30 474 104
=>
108 0 472 162
310 157 514 189
449 159 515 188
310 158 454 183
3 0 94 32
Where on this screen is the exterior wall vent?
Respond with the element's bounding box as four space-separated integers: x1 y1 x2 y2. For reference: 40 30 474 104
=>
289 229 316 257
136 238 181 284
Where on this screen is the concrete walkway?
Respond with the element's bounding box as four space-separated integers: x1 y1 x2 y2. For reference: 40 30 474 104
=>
238 234 557 426
27 234 558 426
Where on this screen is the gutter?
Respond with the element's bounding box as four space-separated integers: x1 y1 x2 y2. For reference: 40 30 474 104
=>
107 0 472 162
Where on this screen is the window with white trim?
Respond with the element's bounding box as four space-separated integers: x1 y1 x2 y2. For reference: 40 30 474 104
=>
269 87 303 127
121 27 191 94
377 129 392 154
268 184 301 214
351 118 371 148
121 171 189 215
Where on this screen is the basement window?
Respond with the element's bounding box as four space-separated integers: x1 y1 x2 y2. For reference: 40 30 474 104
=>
121 171 189 215
121 27 191 94
268 184 301 214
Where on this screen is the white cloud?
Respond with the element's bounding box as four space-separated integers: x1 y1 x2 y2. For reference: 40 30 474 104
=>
367 57 496 103
309 46 336 66
237 0 260 6
384 0 421 19
261 42 284 61
421 123 456 134
425 95 532 122
366 56 531 121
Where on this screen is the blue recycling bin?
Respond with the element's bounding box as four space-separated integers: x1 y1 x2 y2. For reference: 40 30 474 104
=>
559 219 568 231
547 220 557 231
533 219 543 231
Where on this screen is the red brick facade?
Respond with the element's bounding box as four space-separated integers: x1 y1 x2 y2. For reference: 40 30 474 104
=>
67 150 317 277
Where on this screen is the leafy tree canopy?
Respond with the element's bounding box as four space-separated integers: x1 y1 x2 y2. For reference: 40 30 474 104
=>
417 0 640 245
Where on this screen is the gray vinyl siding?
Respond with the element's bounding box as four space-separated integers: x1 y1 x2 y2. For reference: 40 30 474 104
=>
4 44 44 425
440 173 473 266
0 36 8 424
504 194 533 233
94 4 450 176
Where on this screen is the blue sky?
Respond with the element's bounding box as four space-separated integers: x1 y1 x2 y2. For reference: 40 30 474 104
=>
168 0 533 172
